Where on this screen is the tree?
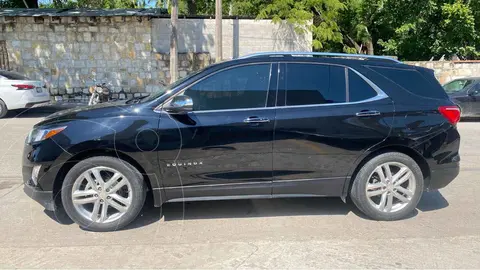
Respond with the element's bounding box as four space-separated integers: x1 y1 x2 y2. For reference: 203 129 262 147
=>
173 0 345 51
256 0 345 50
377 0 478 60
40 0 155 8
432 1 478 58
336 0 385 54
176 0 236 15
0 0 38 8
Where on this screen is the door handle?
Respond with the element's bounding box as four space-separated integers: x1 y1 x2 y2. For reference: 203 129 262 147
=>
243 116 270 123
356 110 381 117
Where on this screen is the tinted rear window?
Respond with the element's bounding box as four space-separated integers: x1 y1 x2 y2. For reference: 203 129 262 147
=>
348 70 377 102
285 64 346 105
369 66 447 99
0 71 29 80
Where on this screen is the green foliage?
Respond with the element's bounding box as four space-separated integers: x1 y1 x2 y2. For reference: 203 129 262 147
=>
256 0 345 50
40 0 154 8
0 0 37 8
433 1 478 58
334 0 385 54
376 0 479 60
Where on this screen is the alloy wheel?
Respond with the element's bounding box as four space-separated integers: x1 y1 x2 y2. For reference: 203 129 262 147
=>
71 166 132 223
365 162 416 213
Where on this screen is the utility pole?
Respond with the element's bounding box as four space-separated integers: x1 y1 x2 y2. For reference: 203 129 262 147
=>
215 0 222 62
170 0 178 83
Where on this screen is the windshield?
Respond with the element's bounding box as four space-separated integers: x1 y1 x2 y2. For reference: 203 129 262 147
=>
443 79 475 93
143 68 206 102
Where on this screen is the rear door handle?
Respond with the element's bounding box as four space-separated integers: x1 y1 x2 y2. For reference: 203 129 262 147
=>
243 116 270 123
356 110 381 117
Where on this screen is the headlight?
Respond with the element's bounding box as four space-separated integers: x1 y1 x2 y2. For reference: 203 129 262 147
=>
27 126 66 144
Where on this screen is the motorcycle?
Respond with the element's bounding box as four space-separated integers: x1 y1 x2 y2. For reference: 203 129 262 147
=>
88 80 111 105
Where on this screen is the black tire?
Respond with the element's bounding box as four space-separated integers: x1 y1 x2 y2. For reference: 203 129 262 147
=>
61 156 146 231
0 99 8 119
350 152 424 221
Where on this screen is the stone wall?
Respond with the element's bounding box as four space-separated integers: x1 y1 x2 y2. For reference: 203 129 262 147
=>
0 16 212 100
406 61 480 84
0 15 311 100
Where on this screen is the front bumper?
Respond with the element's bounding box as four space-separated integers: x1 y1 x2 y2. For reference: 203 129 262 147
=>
23 183 55 211
22 142 60 211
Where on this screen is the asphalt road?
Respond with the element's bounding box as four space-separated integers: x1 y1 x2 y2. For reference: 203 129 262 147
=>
0 108 479 268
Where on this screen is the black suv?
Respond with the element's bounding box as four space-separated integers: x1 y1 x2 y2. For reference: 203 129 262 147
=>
23 52 461 231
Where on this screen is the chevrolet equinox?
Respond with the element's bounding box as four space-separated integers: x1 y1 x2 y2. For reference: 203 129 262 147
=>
23 52 461 231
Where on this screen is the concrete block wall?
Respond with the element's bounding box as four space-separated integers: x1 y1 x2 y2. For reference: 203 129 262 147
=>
152 18 312 60
406 61 480 84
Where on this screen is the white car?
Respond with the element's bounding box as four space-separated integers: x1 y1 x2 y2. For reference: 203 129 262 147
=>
0 70 50 118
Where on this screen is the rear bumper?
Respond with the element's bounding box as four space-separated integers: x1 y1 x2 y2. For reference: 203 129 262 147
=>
24 100 51 108
427 162 460 191
23 183 55 211
7 90 50 110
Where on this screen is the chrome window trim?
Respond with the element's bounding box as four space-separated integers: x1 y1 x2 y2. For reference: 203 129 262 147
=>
265 63 273 107
345 67 349 102
275 63 280 107
154 61 389 114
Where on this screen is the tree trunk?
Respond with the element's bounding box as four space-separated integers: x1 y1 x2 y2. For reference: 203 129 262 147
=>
170 0 178 83
345 34 361 53
187 0 197 15
366 39 374 55
215 0 222 62
22 0 38 8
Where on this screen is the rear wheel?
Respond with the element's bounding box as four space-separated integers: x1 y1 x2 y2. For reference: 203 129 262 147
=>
0 99 7 118
350 152 424 221
61 156 146 231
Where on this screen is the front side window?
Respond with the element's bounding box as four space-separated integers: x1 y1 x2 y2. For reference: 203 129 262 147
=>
183 64 271 111
443 79 474 94
285 64 346 106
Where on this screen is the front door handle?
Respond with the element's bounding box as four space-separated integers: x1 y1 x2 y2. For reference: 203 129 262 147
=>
243 116 270 123
356 110 381 117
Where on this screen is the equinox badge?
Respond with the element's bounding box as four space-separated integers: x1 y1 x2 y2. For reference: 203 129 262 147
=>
166 161 203 167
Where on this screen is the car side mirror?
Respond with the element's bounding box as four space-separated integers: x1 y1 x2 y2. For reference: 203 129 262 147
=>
469 89 480 96
164 95 193 114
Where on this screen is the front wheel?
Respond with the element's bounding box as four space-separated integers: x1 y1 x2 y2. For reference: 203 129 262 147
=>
350 152 424 221
61 156 146 231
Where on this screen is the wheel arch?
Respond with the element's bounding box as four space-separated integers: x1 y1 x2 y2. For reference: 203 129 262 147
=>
341 145 430 201
52 148 154 207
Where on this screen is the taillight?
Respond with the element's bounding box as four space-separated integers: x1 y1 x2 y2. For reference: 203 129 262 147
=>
439 106 461 125
12 84 35 90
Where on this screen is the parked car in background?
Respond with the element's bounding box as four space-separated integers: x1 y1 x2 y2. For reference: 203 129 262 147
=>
23 52 460 231
443 77 480 117
0 70 50 118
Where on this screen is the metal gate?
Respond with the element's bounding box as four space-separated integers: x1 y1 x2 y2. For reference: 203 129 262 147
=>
0 41 9 70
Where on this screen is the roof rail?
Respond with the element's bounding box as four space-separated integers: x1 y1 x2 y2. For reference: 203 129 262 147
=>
238 52 401 63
